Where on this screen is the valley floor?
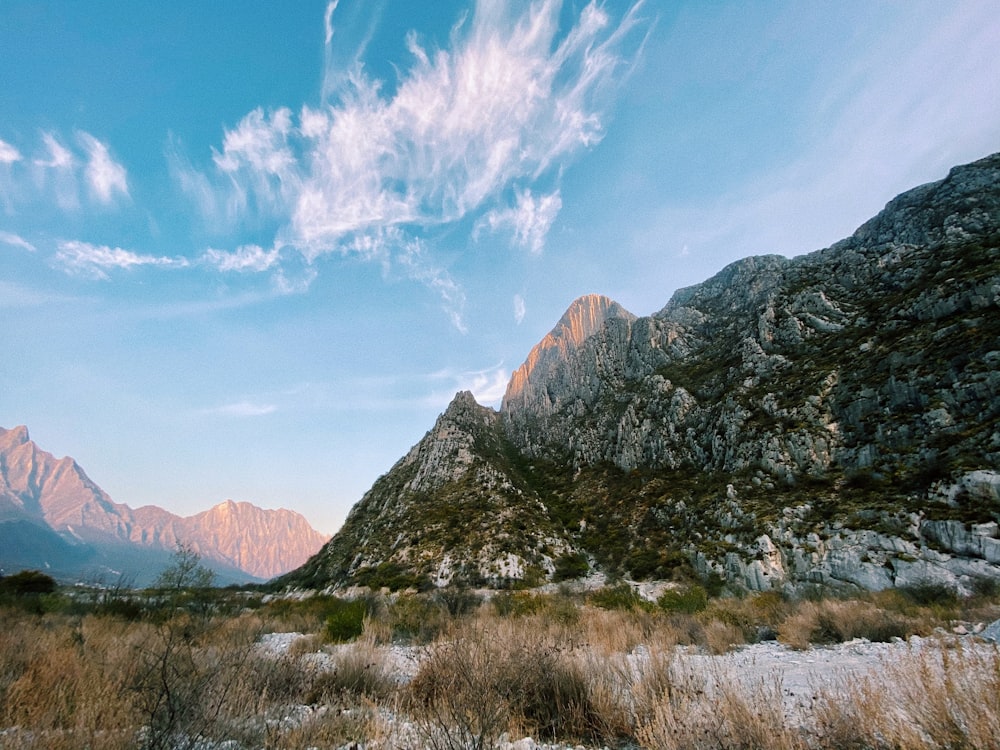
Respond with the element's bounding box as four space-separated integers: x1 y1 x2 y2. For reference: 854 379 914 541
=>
257 627 1000 750
2 584 1000 749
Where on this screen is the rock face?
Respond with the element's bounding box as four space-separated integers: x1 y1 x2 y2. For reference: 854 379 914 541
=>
288 152 1000 595
282 392 569 589
0 426 328 583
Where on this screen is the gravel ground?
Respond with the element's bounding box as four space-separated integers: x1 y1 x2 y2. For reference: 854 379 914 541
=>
255 629 1000 750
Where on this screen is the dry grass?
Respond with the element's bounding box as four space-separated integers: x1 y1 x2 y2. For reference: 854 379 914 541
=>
2 585 1000 750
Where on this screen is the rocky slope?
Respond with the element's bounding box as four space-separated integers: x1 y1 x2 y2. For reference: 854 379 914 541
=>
0 426 328 582
284 391 569 589
285 152 1000 595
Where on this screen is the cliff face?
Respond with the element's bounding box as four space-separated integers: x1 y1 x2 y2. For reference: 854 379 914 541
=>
499 153 1000 481
288 152 1000 595
0 426 328 582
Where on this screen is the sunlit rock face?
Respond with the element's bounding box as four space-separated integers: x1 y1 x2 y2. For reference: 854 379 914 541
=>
288 152 1000 595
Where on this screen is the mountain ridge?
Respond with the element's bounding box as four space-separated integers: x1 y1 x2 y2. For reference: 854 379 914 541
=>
0 425 328 583
282 151 1000 595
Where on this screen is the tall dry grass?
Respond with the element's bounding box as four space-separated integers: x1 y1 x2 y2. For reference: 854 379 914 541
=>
2 584 1000 750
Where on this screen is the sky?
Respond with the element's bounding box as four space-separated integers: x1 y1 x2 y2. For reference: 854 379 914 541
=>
1 1 999 536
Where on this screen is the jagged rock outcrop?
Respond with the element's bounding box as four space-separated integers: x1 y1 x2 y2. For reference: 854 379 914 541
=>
280 392 570 590
289 152 1000 594
0 426 327 582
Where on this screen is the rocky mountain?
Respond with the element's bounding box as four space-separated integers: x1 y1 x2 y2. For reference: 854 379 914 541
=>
283 152 1000 595
0 426 328 583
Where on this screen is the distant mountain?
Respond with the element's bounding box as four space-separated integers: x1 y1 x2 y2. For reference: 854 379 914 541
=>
0 426 328 584
281 151 1000 595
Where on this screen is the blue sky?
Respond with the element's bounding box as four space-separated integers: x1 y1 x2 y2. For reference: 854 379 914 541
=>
2 1 998 536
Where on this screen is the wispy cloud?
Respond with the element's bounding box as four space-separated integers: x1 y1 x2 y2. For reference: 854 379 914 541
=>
55 240 188 280
175 0 646 327
202 243 281 272
0 139 21 164
34 133 74 169
513 293 526 324
631 3 1000 298
0 130 130 211
78 132 129 204
478 187 562 253
203 400 278 418
0 231 35 252
0 280 83 308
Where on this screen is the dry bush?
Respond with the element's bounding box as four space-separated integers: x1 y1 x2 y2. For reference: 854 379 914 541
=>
812 643 1000 750
701 620 746 655
635 660 806 750
303 641 398 705
406 619 629 749
0 613 139 749
892 643 1000 749
386 592 451 643
777 599 914 650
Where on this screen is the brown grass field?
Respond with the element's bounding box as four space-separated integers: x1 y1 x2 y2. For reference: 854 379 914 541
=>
1 580 999 749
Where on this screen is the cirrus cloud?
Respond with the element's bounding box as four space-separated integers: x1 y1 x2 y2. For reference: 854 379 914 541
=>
55 240 188 280
202 243 281 272
0 139 22 164
175 0 647 328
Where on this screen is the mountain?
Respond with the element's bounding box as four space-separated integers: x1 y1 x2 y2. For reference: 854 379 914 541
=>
0 426 328 584
282 151 1000 596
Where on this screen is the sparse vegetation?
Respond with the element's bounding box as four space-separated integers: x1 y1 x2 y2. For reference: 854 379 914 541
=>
3 561 1000 749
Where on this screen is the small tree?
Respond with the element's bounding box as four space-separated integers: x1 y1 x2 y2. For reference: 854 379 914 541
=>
154 543 215 592
131 544 250 750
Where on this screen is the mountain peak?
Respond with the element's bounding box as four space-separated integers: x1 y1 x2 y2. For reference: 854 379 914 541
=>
503 294 635 414
0 425 31 450
555 294 634 349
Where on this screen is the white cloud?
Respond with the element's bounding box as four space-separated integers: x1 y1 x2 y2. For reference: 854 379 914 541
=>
0 139 22 164
273 265 319 295
323 0 338 46
177 1 645 324
0 231 35 252
424 362 510 408
479 187 562 253
33 132 78 210
396 237 468 333
204 401 278 417
35 132 74 169
513 294 526 324
55 240 188 280
462 365 510 407
629 3 1000 307
202 243 281 272
78 132 129 204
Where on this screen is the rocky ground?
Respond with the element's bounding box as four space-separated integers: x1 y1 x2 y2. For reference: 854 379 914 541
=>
255 624 1000 750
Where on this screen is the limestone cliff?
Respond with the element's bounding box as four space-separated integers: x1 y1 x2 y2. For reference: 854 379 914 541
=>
287 152 1000 595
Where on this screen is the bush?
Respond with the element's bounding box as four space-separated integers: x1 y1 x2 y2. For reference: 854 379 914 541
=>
657 585 708 614
388 593 449 643
0 570 57 596
407 624 620 748
324 597 369 643
589 584 652 612
553 552 589 582
432 586 482 617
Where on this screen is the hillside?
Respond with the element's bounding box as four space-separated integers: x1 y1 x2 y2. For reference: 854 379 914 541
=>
283 152 1000 595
